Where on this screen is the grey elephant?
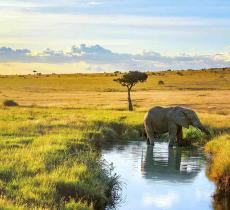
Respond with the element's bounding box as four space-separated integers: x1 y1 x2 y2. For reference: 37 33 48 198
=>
144 106 210 147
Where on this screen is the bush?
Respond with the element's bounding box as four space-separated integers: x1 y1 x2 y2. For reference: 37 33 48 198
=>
158 80 165 85
176 72 183 76
101 127 118 141
123 128 139 140
3 100 19 107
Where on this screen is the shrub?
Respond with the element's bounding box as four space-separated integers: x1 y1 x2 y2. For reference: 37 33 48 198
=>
3 99 19 107
176 72 183 76
101 127 118 141
158 80 165 85
123 128 139 140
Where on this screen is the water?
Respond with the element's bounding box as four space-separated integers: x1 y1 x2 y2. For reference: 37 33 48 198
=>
102 141 216 210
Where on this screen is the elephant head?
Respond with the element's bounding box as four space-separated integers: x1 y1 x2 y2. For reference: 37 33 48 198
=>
168 107 210 135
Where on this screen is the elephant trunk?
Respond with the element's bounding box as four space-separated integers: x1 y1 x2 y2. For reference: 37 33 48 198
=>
193 120 210 135
199 125 210 135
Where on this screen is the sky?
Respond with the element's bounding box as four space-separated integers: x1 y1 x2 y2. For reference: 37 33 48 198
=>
0 0 229 74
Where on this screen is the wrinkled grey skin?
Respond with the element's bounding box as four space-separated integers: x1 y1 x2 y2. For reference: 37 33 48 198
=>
144 106 210 147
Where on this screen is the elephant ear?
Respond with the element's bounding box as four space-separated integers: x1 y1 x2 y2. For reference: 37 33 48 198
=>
168 108 189 128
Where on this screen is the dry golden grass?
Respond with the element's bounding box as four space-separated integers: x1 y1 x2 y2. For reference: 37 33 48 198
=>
0 69 230 91
0 69 230 114
205 134 230 196
1 90 230 114
1 70 230 135
1 69 230 129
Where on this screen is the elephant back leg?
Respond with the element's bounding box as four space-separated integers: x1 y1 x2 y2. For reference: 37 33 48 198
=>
176 125 183 147
144 118 155 146
168 123 178 147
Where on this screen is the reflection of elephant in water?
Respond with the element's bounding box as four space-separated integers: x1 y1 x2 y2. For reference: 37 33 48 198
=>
144 106 210 147
141 145 203 182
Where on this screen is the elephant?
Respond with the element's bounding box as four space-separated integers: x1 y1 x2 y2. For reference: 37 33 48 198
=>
144 106 210 147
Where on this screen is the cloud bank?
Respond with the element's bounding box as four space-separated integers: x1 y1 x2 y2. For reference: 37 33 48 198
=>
0 44 229 74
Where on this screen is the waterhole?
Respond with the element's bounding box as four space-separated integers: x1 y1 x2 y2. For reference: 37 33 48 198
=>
102 141 215 210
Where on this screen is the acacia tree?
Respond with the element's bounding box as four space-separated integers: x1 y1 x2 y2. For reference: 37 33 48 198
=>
114 71 148 111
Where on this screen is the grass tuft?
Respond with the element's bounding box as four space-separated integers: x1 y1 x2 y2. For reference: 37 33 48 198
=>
205 134 230 196
63 199 93 210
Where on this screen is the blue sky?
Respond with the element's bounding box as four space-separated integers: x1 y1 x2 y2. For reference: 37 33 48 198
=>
0 0 229 73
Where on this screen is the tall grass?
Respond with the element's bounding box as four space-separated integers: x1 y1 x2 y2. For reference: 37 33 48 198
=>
205 134 230 196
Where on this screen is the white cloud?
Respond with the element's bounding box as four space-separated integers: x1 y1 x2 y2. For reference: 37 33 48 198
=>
0 6 229 55
87 1 103 6
0 0 229 56
0 45 229 73
143 192 180 209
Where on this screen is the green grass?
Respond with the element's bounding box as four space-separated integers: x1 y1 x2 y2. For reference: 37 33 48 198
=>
0 106 229 209
0 105 220 209
0 107 142 209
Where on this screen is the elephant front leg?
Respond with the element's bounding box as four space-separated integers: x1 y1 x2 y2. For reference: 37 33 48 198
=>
176 126 183 147
168 123 177 147
147 137 155 146
144 122 155 146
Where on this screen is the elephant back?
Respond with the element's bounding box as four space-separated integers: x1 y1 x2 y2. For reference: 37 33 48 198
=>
144 106 169 135
147 106 168 120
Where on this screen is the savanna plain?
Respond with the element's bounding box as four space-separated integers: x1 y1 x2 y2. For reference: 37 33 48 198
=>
0 69 230 209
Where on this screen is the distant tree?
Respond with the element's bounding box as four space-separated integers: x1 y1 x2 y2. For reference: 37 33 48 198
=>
114 71 121 76
33 70 37 75
158 80 165 85
114 71 120 74
114 71 148 111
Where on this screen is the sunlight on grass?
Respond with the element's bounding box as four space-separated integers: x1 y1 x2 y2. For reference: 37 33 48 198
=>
0 107 126 209
205 134 230 195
